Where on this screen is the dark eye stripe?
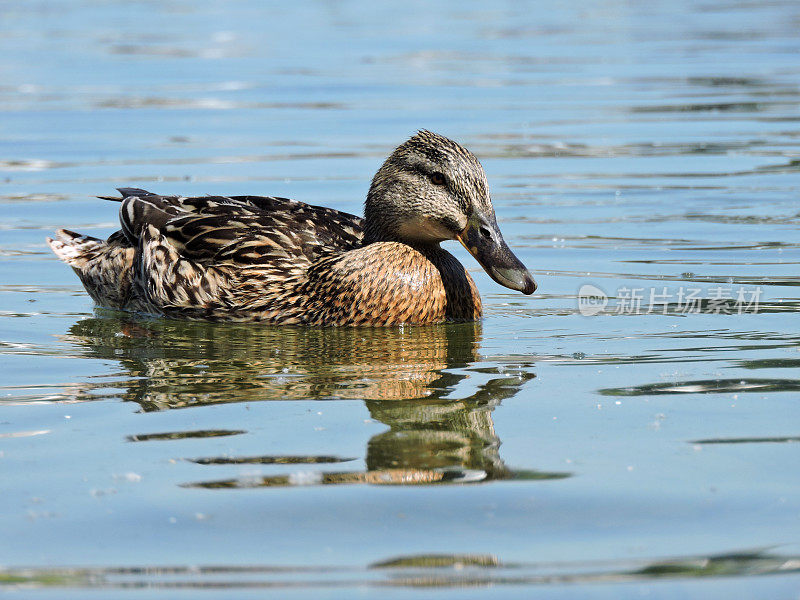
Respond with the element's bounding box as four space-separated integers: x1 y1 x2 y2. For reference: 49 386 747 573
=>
411 164 446 184
411 165 471 216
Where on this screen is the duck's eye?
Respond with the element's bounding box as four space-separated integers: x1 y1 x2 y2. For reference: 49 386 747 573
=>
430 172 446 186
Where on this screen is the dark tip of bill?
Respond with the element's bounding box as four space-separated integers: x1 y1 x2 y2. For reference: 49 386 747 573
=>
522 275 537 295
493 266 537 295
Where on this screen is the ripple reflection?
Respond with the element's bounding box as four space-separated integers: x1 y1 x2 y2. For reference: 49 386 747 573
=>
63 314 559 487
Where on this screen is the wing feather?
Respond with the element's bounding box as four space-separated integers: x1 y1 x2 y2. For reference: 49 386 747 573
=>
108 188 363 268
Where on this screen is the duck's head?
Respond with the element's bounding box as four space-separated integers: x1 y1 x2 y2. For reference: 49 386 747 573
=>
364 130 536 295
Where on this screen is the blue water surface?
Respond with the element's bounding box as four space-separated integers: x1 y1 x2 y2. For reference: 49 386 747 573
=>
1 1 799 597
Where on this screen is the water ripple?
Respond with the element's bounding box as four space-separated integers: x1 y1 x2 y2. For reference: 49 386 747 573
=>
1 549 797 590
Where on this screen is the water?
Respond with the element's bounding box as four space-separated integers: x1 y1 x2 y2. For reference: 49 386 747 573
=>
2 0 800 597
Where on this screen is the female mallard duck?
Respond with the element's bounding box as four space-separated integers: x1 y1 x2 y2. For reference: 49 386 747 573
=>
48 131 536 326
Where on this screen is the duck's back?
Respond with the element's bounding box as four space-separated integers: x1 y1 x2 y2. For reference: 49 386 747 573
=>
114 187 363 265
48 188 362 316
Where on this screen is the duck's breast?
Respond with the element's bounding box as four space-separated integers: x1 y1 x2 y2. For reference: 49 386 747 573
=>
300 242 481 326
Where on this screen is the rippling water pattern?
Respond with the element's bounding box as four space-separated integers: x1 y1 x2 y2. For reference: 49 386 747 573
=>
2 1 800 597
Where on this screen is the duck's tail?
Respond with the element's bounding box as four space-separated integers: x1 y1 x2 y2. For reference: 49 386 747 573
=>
46 229 105 267
47 229 135 309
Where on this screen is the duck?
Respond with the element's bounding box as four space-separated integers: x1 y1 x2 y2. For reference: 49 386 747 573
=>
47 130 536 326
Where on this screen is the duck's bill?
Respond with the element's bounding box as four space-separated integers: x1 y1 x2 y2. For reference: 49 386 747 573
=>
458 216 537 295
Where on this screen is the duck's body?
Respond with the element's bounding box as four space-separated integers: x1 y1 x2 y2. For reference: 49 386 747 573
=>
48 131 534 326
50 190 481 325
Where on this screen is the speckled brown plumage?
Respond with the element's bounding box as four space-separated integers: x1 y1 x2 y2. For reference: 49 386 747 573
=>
47 131 535 326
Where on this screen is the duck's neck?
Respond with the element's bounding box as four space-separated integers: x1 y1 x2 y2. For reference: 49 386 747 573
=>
363 196 397 245
363 188 447 251
362 220 394 245
362 225 444 256
363 207 445 252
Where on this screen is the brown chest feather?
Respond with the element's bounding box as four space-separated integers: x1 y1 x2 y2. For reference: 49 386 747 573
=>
293 242 482 326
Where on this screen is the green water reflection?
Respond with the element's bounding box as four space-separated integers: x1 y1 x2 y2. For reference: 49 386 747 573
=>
64 314 568 487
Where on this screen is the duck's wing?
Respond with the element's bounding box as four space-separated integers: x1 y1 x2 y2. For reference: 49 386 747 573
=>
225 194 364 262
106 188 364 267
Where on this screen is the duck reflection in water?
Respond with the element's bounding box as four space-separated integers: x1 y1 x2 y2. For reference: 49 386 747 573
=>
64 314 570 486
